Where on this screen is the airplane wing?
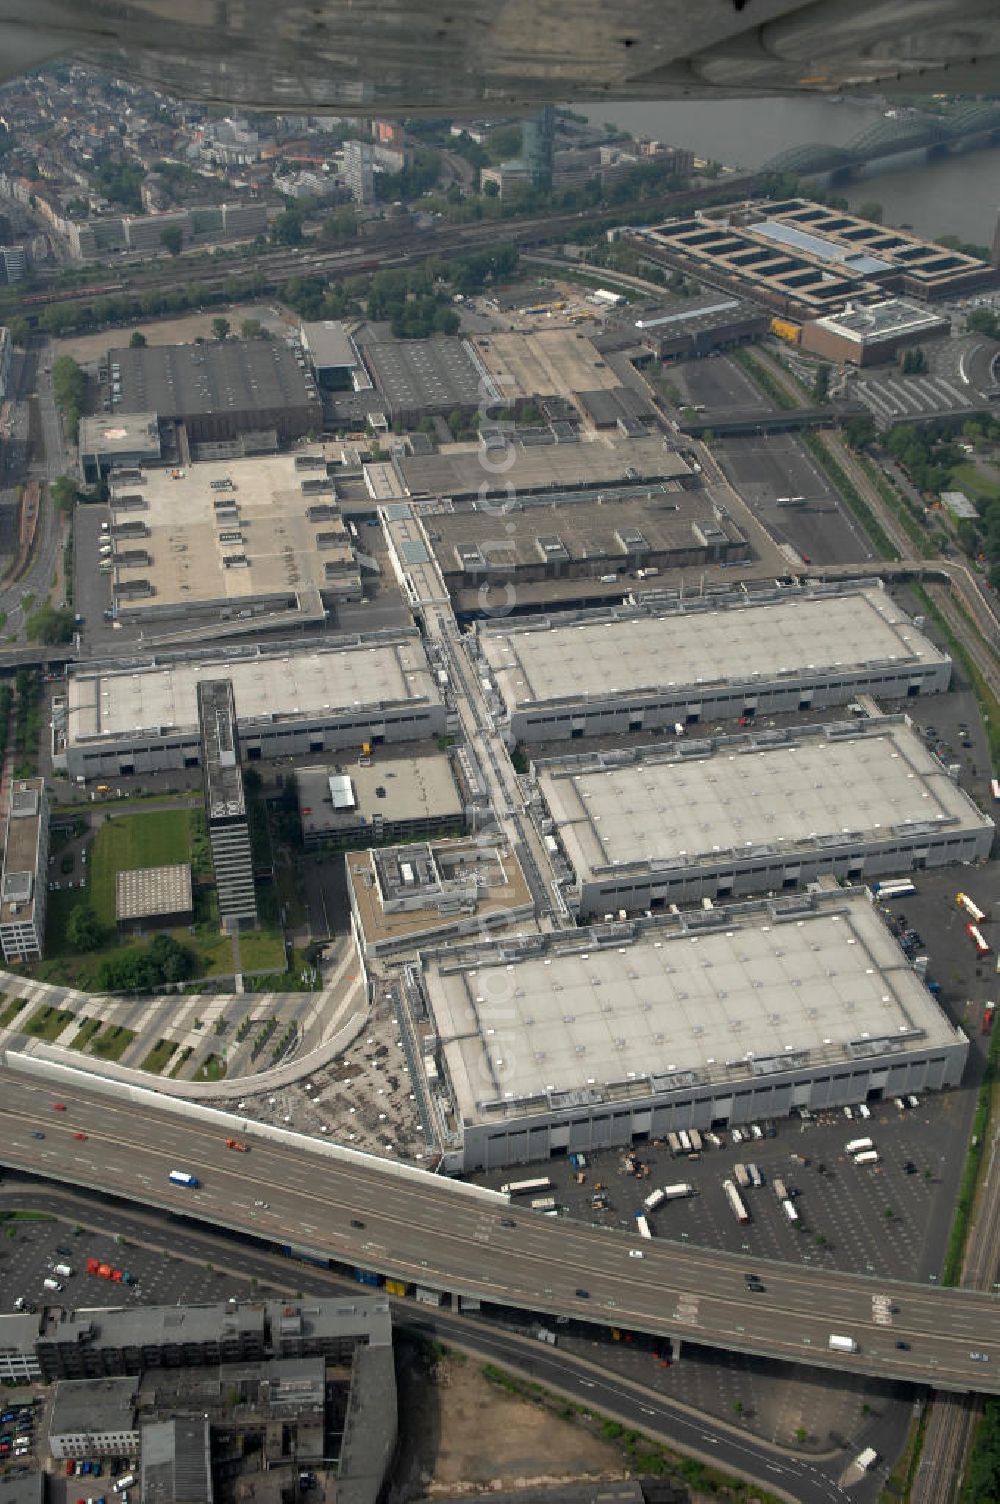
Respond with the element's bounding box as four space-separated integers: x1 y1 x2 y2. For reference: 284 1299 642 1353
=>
0 0 997 111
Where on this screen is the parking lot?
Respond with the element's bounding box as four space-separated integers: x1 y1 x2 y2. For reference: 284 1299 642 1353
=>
713 431 877 565
670 355 773 415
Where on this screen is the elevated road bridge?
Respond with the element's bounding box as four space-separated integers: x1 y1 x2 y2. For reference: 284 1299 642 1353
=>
3 1055 1000 1398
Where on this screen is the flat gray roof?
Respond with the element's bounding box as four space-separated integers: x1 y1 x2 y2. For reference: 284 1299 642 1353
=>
481 588 948 711
79 412 161 456
429 486 745 574
107 341 316 422
300 320 358 370
0 778 44 926
66 636 440 748
298 752 462 838
51 1377 137 1436
141 1417 212 1504
109 452 357 612
810 299 951 342
116 863 193 921
425 895 964 1127
538 720 992 880
401 432 690 501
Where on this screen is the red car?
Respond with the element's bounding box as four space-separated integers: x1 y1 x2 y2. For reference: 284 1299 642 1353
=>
65 1461 74 1478
73 1132 87 1141
52 1102 66 1111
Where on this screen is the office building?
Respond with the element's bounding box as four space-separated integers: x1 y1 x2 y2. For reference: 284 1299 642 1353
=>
801 298 951 367
0 778 49 962
62 634 445 781
411 892 969 1172
198 680 257 931
348 837 534 959
622 294 770 361
0 1315 42 1382
478 584 951 744
49 1377 140 1460
535 717 994 916
300 320 360 389
78 412 162 484
522 105 555 192
297 752 464 850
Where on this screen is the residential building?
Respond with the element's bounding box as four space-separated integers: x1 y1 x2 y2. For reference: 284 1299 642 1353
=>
344 140 375 206
48 1377 140 1461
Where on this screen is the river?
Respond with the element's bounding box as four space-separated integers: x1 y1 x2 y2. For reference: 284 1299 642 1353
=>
582 97 1000 246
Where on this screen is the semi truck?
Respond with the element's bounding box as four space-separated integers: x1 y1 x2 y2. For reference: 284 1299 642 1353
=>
733 1163 751 1188
829 1334 859 1353
500 1177 552 1196
225 1138 249 1151
168 1170 199 1188
53 1263 73 1278
635 1213 653 1240
782 1199 799 1223
666 1132 682 1155
663 1182 693 1200
958 891 987 923
643 1188 666 1213
687 1129 703 1152
854 1150 880 1165
723 1180 749 1224
845 1137 874 1156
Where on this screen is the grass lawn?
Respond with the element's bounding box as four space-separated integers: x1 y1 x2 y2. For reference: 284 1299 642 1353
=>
23 1005 75 1042
90 810 195 926
169 1045 194 1078
88 1024 137 1061
140 1038 178 1074
193 1052 227 1082
0 996 26 1027
950 460 1000 504
239 930 286 974
69 1017 102 1051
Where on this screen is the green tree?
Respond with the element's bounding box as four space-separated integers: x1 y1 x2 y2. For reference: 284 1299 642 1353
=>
844 414 876 451
321 206 357 243
147 933 196 984
50 475 78 513
239 318 267 340
66 904 104 953
128 330 147 348
159 223 183 257
7 316 29 348
967 307 999 338
211 317 230 342
857 200 883 223
271 207 304 246
812 363 830 404
25 606 75 644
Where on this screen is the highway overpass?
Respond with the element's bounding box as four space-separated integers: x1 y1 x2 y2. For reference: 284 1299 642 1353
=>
1 1053 998 1397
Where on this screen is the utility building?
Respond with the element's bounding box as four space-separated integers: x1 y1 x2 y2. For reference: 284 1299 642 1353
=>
410 893 968 1172
198 679 257 931
535 717 994 916
478 584 951 744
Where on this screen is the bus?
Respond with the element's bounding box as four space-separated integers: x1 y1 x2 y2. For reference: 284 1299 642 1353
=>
635 1213 653 1240
776 495 807 506
967 922 990 955
500 1177 553 1196
844 1137 874 1156
168 1170 199 1188
872 879 916 900
854 1150 880 1166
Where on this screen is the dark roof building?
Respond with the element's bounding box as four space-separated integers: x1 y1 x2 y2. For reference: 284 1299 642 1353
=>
105 341 322 444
